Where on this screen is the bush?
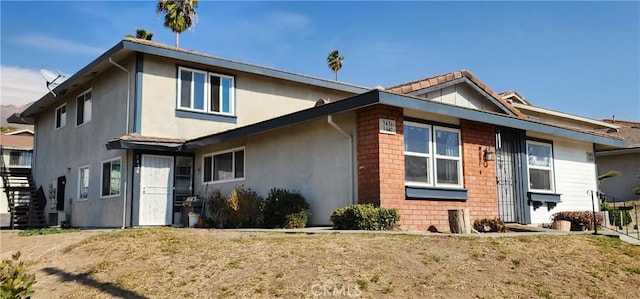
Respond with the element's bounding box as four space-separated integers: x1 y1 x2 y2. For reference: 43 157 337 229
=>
552 211 603 230
601 204 633 227
263 188 310 228
1 252 36 298
206 186 264 228
330 204 400 230
473 218 508 233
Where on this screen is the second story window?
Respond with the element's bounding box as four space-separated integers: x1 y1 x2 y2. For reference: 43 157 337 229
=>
76 89 92 126
55 104 67 129
178 67 235 115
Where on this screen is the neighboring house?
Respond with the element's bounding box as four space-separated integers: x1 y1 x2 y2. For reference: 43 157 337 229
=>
0 129 34 227
9 38 626 230
596 120 640 202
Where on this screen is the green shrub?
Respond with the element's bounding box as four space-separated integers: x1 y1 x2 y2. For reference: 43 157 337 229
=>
206 186 264 228
263 188 310 228
18 227 79 237
330 204 400 230
206 189 228 228
552 211 603 230
601 204 633 227
473 218 508 233
1 252 36 298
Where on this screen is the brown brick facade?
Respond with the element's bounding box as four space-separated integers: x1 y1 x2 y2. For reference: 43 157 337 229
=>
356 105 499 231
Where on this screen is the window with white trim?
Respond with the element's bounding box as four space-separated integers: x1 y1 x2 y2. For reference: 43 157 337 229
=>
78 166 89 200
404 122 463 188
9 151 31 167
526 140 555 192
76 89 92 126
203 148 244 183
55 104 67 129
101 158 121 197
178 67 235 115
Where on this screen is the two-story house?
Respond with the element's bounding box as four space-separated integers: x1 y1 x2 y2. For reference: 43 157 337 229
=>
9 38 626 230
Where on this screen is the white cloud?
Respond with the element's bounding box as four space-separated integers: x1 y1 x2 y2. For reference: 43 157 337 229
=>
13 34 104 56
0 66 49 106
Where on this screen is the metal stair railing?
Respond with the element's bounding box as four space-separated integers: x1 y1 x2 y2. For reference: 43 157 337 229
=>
0 147 45 229
593 191 640 241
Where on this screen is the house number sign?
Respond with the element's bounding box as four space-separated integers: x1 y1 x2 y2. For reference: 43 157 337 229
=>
379 119 396 134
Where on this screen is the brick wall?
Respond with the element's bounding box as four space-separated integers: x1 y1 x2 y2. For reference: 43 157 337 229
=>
356 106 499 231
356 105 404 205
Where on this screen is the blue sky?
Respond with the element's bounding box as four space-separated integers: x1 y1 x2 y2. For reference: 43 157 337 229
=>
1 1 639 121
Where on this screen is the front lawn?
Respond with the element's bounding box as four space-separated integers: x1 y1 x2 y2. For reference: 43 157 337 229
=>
3 228 639 298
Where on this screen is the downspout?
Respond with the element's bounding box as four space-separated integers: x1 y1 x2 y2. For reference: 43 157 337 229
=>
327 115 355 205
109 57 131 229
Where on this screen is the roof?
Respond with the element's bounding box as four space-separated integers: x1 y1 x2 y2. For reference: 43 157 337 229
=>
106 134 186 152
0 133 33 150
511 102 620 130
385 70 527 118
181 89 626 151
9 37 370 124
499 90 532 105
601 119 640 147
3 129 34 136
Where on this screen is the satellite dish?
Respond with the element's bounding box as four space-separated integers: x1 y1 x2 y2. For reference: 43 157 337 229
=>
40 69 65 97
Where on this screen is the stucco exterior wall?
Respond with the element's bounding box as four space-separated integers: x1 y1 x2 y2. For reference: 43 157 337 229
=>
598 152 640 202
528 135 599 224
33 60 135 227
140 55 355 139
193 112 356 226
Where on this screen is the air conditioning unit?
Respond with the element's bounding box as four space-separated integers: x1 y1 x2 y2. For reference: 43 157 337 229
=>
48 211 67 227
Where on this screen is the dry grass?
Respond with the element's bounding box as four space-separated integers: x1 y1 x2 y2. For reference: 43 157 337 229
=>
2 228 640 298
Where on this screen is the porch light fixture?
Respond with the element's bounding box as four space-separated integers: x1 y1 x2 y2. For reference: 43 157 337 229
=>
483 148 495 162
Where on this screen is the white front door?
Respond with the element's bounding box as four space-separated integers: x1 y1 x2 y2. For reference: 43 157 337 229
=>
139 155 174 226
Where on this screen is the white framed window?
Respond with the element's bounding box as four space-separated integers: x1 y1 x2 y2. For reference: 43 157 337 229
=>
78 165 90 200
177 67 235 115
404 121 463 188
203 147 245 183
101 157 121 197
9 151 31 167
76 89 92 126
433 126 463 187
526 140 555 192
55 103 67 129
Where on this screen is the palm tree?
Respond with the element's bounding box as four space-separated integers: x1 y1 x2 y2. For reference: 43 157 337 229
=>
125 29 154 40
157 0 199 47
327 50 344 81
598 170 620 186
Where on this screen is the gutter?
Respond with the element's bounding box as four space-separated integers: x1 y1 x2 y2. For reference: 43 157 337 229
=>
327 115 356 205
108 57 131 229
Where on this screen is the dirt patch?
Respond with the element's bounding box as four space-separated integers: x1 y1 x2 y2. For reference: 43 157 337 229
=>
2 228 639 298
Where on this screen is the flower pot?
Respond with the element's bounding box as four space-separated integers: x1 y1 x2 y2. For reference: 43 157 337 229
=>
551 220 571 231
188 213 200 228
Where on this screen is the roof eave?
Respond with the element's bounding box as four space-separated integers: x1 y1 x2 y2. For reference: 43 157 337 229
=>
184 90 380 150
378 91 627 148
184 90 626 150
105 139 184 152
596 147 640 156
19 41 127 118
121 40 370 94
7 113 34 125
